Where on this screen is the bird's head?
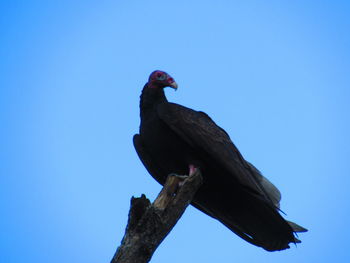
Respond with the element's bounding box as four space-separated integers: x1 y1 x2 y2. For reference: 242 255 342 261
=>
147 70 178 90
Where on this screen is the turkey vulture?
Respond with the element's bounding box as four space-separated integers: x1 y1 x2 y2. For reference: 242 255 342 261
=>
133 70 307 251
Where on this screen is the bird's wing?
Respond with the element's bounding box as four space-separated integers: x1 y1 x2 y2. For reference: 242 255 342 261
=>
134 132 269 248
157 102 278 205
134 133 221 217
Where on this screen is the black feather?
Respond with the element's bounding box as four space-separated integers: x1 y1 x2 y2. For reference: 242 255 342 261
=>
133 72 307 251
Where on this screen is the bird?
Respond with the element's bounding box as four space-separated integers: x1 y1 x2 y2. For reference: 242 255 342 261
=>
133 70 307 251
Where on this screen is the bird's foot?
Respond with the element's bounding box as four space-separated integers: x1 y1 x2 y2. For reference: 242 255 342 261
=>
189 164 199 176
168 173 188 187
168 173 188 180
166 165 199 188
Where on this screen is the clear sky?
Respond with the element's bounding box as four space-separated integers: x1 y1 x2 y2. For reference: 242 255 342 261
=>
1 1 349 262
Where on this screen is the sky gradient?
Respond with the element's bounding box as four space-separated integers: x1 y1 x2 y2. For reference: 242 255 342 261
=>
1 1 350 262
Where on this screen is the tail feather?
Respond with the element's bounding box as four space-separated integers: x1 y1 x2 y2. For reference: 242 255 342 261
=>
287 220 308 233
192 187 302 251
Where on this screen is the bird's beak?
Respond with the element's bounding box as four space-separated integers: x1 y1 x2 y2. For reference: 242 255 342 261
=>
169 81 178 90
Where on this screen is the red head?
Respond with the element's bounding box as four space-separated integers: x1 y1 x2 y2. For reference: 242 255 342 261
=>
148 70 178 90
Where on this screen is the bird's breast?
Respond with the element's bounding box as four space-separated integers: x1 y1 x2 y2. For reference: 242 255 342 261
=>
140 115 200 177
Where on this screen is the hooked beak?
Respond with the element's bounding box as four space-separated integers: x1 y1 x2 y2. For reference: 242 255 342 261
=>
168 81 178 90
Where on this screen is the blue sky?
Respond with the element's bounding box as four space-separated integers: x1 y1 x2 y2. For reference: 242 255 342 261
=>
1 1 349 262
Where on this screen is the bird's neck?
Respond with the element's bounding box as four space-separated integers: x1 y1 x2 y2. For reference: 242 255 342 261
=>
139 83 167 120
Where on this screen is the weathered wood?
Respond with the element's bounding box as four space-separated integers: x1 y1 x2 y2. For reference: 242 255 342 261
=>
111 170 203 263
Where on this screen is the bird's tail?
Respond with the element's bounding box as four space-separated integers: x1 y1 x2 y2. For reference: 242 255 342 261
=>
192 189 307 251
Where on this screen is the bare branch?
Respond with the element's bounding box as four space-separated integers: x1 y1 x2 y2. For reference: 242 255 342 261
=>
111 170 203 263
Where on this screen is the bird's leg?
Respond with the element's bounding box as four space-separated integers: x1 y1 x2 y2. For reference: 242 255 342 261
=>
176 164 199 187
165 165 199 189
153 167 202 211
189 164 198 176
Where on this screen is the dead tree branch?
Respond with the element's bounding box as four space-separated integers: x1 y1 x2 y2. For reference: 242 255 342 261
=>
111 170 203 263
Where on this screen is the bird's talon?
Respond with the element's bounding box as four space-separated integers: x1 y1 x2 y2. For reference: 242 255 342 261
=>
189 164 199 176
168 173 188 179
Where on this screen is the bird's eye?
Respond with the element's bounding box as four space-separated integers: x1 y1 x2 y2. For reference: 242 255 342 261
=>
156 73 166 81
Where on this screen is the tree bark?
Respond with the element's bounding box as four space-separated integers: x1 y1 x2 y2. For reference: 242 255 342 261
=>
111 170 203 263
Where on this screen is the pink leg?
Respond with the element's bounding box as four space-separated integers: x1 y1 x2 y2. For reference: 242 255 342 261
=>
189 164 198 176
